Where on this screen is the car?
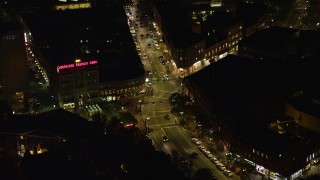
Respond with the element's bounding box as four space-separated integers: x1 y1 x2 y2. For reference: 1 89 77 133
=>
162 134 169 142
164 74 170 80
198 145 206 152
140 34 144 39
223 169 233 177
164 114 170 120
143 54 147 59
147 43 151 48
216 163 226 171
159 56 164 60
191 138 199 143
190 152 199 159
210 156 218 162
213 160 220 165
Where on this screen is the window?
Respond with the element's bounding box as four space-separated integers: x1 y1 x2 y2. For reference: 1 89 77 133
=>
253 149 255 153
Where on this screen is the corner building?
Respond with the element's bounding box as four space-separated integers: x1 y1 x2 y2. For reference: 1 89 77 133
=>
22 4 145 110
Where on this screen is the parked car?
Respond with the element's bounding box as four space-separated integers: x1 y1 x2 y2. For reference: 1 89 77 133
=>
216 163 226 171
223 169 233 177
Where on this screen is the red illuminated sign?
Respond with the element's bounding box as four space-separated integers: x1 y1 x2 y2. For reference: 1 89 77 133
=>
57 60 98 73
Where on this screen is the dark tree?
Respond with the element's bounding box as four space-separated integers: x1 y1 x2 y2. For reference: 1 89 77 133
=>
192 168 217 180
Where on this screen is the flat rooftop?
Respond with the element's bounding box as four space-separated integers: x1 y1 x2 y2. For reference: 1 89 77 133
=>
239 26 320 57
22 5 145 82
155 0 204 48
185 54 316 155
0 108 101 139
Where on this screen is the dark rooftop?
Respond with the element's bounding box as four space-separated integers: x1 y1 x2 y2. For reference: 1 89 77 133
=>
0 21 23 34
239 27 320 58
166 25 204 49
22 5 145 81
0 108 102 139
202 13 241 47
185 54 304 154
235 2 267 28
204 12 241 30
155 0 204 48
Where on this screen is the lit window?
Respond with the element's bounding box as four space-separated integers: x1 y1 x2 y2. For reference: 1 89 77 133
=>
253 149 255 153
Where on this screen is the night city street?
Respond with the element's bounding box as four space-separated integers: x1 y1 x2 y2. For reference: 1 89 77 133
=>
1 0 320 180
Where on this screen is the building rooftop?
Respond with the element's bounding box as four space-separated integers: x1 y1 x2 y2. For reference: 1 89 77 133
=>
22 5 145 82
239 26 320 58
235 2 267 28
155 0 204 48
185 54 314 155
166 25 204 49
202 12 241 47
0 108 102 139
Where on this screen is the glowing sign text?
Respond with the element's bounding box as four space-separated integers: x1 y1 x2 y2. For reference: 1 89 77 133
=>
76 62 88 67
57 64 74 70
57 60 98 73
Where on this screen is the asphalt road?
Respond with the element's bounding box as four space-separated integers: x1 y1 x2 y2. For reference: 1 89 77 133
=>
127 2 235 179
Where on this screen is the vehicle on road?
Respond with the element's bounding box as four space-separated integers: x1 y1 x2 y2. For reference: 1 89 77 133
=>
143 54 147 59
164 114 170 120
162 134 169 142
164 74 170 80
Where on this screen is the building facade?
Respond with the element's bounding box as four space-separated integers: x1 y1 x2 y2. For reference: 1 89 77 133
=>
56 60 100 110
154 1 267 77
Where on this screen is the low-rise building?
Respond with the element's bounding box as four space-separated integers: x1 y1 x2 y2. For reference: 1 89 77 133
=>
183 54 320 179
21 5 145 110
154 0 268 77
238 26 320 59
